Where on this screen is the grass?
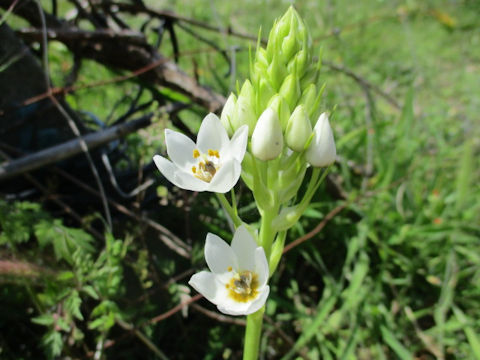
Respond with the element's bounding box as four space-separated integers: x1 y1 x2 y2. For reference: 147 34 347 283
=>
1 0 479 359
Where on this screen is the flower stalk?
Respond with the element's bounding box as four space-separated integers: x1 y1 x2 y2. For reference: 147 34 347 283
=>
243 307 265 360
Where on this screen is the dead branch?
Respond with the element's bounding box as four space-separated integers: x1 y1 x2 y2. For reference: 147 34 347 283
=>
0 103 182 181
0 0 225 112
51 167 192 259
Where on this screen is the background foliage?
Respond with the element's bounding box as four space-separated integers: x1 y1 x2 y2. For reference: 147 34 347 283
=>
0 0 479 359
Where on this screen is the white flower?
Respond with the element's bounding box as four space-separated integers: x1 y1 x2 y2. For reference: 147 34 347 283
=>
285 104 312 152
153 113 248 193
189 225 270 316
251 108 283 161
305 112 336 167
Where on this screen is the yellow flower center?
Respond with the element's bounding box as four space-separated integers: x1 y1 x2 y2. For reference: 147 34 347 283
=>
191 149 220 183
225 270 259 303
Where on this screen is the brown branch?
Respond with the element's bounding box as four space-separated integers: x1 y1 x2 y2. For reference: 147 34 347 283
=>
16 27 147 45
108 2 260 43
1 0 225 112
0 259 54 279
283 202 349 254
52 167 192 259
322 60 401 110
190 303 246 326
149 293 203 324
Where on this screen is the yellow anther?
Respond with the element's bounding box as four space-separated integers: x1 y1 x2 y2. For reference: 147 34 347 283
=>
193 149 200 158
191 166 197 174
227 266 232 272
208 149 220 158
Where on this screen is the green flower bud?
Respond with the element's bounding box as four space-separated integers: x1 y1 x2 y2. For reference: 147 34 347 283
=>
285 105 312 152
220 93 237 136
287 49 309 79
255 47 269 67
267 51 287 91
281 21 299 62
299 84 317 111
251 47 269 86
306 112 337 167
266 10 291 61
232 80 257 135
258 78 276 113
300 67 319 91
268 94 291 131
279 73 301 111
251 108 283 161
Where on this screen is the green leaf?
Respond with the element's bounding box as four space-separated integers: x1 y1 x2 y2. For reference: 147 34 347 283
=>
65 290 83 321
34 219 95 264
32 314 54 327
82 285 99 300
380 325 413 360
42 330 63 359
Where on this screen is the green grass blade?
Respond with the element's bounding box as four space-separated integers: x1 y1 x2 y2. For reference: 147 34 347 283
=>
281 296 337 360
380 325 413 360
453 306 480 359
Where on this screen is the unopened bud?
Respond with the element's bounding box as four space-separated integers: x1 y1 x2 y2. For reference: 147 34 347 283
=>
258 78 276 112
305 113 336 167
287 49 309 78
279 73 300 111
299 84 316 111
268 94 291 131
251 108 283 161
285 105 312 152
281 22 299 62
300 67 319 91
220 93 237 136
267 51 287 91
232 80 257 135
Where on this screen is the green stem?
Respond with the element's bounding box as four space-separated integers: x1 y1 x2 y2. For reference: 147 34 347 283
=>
216 193 242 228
243 306 265 360
230 188 239 218
259 207 277 259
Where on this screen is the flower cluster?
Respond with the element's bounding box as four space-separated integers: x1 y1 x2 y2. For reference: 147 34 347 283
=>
152 6 337 318
220 6 336 167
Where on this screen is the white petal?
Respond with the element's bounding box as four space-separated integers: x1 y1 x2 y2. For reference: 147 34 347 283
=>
216 297 254 316
189 271 225 305
255 247 269 288
165 129 196 171
305 113 336 167
153 155 209 192
205 233 238 274
231 225 258 272
217 286 270 316
244 286 270 315
227 125 249 162
197 113 229 154
207 160 241 193
251 108 283 161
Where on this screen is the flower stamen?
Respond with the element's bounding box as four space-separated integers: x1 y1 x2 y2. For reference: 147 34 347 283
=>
226 270 259 302
191 149 220 183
